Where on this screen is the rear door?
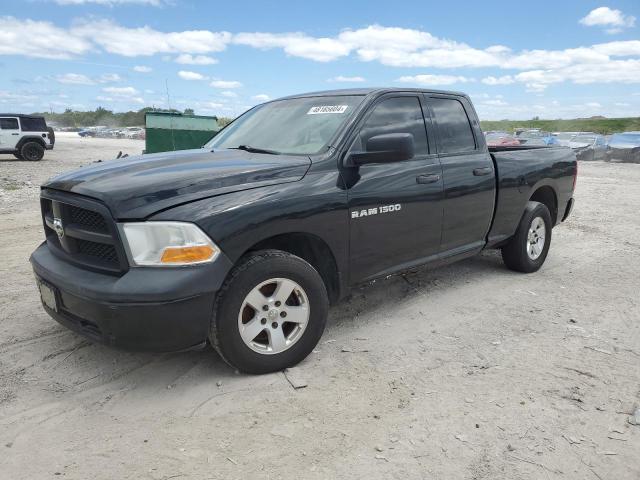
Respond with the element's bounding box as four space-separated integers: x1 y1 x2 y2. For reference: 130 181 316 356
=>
426 95 495 254
0 117 20 150
346 93 444 282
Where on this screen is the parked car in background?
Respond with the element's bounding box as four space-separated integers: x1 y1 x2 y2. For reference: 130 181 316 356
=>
553 132 587 147
0 114 54 161
78 128 95 137
569 134 607 161
605 132 640 163
125 127 145 139
517 130 558 146
78 126 107 137
485 131 521 146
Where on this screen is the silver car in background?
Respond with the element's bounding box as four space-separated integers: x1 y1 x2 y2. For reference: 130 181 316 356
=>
569 134 607 161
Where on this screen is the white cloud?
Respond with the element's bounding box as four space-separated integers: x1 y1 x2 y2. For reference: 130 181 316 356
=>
397 74 473 86
328 76 366 82
0 91 38 103
252 94 270 101
174 54 218 65
580 7 636 34
3 18 640 96
55 73 95 85
178 70 206 81
202 102 224 109
103 86 138 96
133 65 152 72
482 75 515 85
0 16 92 59
71 19 232 57
54 72 121 85
210 79 242 88
513 59 640 90
482 99 508 106
100 86 143 105
233 32 350 62
98 73 122 83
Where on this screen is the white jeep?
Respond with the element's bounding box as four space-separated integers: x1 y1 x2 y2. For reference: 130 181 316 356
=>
0 114 54 161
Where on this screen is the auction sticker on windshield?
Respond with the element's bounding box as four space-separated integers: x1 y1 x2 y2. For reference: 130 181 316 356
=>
307 105 348 114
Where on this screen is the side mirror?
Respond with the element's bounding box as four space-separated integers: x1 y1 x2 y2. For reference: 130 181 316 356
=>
346 133 415 166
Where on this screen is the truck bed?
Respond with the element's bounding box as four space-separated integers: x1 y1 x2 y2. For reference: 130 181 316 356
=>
487 146 577 247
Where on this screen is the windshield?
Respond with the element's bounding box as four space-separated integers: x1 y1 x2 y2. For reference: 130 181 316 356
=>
206 95 365 155
609 133 640 148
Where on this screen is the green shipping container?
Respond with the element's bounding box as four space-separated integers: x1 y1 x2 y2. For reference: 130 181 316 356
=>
145 112 221 154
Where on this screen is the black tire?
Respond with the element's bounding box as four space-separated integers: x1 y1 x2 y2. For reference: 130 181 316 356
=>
13 152 23 160
20 141 44 161
501 201 552 273
210 250 329 374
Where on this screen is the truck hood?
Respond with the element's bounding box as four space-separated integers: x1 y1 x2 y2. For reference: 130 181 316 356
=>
44 148 311 219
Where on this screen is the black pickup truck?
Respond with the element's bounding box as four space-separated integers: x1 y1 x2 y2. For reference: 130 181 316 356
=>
30 88 577 373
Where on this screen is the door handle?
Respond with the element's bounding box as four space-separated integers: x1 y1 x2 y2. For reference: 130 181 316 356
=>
11 133 19 135
416 174 440 184
473 167 492 176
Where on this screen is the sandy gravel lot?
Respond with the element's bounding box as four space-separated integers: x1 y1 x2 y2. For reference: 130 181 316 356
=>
1 134 638 479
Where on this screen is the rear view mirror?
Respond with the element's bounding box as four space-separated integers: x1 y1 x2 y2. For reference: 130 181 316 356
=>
346 133 415 166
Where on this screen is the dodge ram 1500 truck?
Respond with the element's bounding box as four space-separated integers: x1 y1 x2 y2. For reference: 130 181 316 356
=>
30 88 577 374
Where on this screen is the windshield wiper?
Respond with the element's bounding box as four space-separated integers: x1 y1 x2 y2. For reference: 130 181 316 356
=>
228 145 280 155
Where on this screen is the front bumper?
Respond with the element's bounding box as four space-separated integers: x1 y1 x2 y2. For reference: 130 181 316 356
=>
30 241 233 352
45 144 54 150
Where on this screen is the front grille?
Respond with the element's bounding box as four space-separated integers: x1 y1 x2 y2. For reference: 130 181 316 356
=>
68 205 108 232
76 239 119 264
40 191 127 274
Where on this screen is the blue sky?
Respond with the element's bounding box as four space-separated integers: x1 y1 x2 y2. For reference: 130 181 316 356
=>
1 0 639 119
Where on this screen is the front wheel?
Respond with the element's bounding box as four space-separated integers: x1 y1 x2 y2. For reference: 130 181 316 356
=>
501 201 552 273
210 250 329 374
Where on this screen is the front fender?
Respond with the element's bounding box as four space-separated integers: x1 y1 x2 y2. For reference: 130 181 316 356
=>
149 168 349 274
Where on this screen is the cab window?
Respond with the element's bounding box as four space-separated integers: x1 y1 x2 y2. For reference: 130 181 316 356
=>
0 118 19 130
430 98 476 154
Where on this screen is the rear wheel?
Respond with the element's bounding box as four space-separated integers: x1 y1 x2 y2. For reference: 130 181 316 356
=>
501 201 552 273
210 250 329 374
20 141 44 161
13 152 23 160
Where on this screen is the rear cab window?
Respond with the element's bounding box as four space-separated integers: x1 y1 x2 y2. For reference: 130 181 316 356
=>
20 116 47 132
429 97 476 154
0 118 19 130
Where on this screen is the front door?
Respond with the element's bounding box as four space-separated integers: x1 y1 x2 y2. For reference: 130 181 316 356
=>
426 96 496 254
0 117 20 150
345 94 444 283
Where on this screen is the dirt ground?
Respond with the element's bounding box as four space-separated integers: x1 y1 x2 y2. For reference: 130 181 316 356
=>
0 133 638 479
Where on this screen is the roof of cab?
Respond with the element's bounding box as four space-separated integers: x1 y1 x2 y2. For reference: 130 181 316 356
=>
278 87 469 100
0 113 46 119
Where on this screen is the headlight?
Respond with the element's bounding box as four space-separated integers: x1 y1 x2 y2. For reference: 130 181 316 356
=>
120 222 220 266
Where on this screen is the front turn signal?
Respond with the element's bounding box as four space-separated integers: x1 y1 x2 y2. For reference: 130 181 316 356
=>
160 245 217 264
